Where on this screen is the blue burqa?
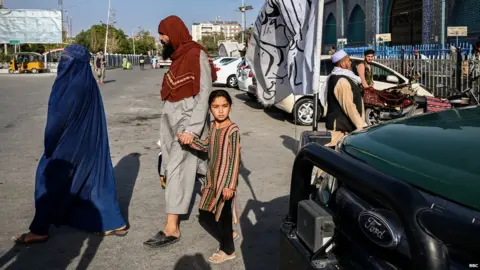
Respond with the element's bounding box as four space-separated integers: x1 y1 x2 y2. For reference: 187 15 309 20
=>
29 45 126 235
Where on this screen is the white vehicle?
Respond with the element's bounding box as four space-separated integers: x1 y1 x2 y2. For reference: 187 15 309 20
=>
236 58 254 92
274 56 434 125
214 57 242 87
158 58 172 69
213 57 238 66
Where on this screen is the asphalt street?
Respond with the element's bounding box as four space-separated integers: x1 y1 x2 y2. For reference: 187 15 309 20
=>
0 67 323 270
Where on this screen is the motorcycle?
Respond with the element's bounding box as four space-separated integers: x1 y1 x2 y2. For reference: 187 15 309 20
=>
437 76 480 108
363 85 422 126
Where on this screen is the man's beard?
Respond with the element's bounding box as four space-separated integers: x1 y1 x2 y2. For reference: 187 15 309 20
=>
162 43 174 59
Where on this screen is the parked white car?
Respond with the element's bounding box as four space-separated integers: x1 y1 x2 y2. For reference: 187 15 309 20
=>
274 56 434 125
236 58 254 92
214 57 242 88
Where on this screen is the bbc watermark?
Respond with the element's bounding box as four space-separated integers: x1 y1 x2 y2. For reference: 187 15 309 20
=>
470 264 479 268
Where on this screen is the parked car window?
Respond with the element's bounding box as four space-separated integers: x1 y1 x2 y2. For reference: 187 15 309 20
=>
320 60 334 76
220 58 236 65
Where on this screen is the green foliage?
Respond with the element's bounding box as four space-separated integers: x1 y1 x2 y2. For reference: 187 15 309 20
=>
234 28 253 44
0 54 12 63
200 32 225 54
74 25 156 54
130 30 156 55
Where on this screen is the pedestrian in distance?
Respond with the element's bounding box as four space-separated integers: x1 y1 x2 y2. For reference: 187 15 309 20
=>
12 45 127 245
94 51 106 84
142 15 217 249
177 90 241 264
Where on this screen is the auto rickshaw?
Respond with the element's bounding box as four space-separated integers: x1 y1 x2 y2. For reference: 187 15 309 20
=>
8 52 47 74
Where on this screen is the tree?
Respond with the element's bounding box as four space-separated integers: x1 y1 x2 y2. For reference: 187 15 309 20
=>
130 30 156 55
74 24 131 54
200 32 225 54
234 28 253 44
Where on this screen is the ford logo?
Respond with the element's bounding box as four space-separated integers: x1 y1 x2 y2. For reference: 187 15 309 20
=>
358 210 401 248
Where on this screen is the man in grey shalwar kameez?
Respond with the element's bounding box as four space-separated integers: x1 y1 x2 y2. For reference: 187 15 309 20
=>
143 15 217 249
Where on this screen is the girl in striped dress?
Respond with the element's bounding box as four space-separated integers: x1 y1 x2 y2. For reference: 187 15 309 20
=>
177 89 241 264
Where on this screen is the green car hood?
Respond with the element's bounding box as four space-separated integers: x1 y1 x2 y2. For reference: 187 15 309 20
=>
341 107 480 211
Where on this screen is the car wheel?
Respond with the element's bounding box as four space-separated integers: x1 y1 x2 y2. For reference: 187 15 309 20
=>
365 108 380 126
31 69 38 74
293 98 322 126
227 75 237 88
8 69 13 74
246 92 257 101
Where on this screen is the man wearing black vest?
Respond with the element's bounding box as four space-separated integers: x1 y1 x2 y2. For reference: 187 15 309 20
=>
324 50 367 147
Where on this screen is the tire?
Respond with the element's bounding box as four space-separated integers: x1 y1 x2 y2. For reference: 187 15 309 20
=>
246 92 257 101
8 69 13 74
227 75 238 88
31 69 38 74
365 107 380 126
293 98 322 126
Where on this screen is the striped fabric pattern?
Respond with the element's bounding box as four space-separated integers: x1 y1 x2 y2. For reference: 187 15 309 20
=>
426 96 452 112
190 122 241 223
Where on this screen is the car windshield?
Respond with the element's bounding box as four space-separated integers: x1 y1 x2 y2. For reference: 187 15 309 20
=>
351 60 406 84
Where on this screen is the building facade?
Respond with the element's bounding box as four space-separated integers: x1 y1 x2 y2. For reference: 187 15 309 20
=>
323 0 480 47
192 21 241 42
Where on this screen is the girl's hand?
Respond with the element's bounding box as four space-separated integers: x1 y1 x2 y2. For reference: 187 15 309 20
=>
222 188 234 200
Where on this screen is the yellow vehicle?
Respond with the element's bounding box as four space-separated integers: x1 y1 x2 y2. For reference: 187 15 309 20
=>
8 52 47 74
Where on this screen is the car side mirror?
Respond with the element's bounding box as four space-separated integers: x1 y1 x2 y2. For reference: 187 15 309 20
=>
386 75 399 84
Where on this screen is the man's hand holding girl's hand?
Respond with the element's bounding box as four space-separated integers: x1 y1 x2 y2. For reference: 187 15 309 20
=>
176 132 194 145
222 188 234 200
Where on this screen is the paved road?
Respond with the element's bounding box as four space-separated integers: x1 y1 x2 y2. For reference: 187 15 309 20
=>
0 68 323 270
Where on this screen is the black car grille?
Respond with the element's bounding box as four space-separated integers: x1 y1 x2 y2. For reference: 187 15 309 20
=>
330 186 479 268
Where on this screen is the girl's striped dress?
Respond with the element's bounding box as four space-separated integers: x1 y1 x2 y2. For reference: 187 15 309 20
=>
190 122 241 223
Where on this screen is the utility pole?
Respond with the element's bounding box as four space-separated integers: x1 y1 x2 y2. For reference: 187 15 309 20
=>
58 0 64 43
70 17 73 40
132 27 140 55
238 0 253 45
441 0 445 48
104 0 111 54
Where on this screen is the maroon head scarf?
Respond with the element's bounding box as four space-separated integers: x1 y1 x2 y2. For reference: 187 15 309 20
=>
158 15 217 102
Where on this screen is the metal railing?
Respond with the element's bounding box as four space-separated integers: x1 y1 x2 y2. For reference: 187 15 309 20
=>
44 54 152 70
349 52 480 99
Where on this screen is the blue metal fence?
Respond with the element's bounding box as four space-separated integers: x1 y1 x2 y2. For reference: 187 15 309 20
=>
343 43 475 57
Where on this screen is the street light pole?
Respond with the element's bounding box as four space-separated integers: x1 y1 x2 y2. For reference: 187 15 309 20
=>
104 0 111 54
132 28 136 55
241 0 245 44
238 2 253 46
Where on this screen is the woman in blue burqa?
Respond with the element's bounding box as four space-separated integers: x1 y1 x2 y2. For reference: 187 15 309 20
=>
13 45 127 244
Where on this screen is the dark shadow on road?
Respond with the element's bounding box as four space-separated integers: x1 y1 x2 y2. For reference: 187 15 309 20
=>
234 93 264 110
0 154 139 270
213 83 228 88
280 135 298 155
263 107 292 123
0 160 103 270
114 153 141 227
240 159 257 201
103 80 116 84
239 196 289 270
173 253 212 270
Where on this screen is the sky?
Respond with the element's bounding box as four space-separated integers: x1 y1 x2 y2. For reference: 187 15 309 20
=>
4 0 264 37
